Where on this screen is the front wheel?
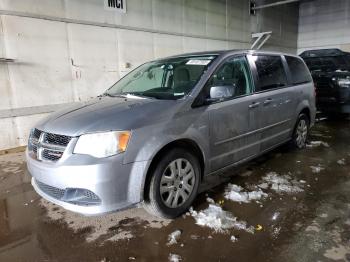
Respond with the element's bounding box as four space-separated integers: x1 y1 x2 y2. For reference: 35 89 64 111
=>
292 113 310 149
143 148 201 218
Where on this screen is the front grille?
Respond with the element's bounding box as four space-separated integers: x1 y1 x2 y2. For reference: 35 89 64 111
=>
32 144 38 154
42 149 63 162
33 129 42 139
28 129 73 162
44 133 71 146
36 180 65 200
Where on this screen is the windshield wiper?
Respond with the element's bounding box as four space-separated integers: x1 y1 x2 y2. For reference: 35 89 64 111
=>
99 93 127 98
121 92 157 99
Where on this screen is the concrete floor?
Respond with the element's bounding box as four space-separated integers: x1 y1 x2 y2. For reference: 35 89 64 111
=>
0 118 349 262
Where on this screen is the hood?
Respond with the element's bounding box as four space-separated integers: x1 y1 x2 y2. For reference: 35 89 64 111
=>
36 96 182 136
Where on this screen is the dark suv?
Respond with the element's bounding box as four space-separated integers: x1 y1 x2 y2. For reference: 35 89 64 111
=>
300 49 350 115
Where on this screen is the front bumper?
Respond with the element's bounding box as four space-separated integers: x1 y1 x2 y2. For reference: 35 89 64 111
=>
26 150 150 215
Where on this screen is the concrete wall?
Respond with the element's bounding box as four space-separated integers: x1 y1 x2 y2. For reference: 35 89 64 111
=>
298 0 350 53
0 0 299 150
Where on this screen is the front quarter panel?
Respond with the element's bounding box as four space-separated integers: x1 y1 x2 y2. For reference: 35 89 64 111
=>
123 104 210 201
124 105 210 165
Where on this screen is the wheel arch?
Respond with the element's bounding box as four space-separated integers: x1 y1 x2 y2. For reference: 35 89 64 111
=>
299 107 311 121
142 138 205 201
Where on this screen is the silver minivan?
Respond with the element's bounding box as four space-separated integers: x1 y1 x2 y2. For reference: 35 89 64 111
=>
27 50 316 218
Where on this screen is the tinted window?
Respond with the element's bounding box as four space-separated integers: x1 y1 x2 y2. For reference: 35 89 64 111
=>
303 56 350 72
204 56 253 99
253 55 288 91
285 56 312 85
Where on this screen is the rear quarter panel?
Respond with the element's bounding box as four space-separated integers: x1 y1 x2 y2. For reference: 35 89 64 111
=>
291 82 316 134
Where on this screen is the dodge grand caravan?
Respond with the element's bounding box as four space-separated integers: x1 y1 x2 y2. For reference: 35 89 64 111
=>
27 50 316 218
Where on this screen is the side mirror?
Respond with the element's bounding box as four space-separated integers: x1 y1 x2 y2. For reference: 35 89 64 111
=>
207 86 233 103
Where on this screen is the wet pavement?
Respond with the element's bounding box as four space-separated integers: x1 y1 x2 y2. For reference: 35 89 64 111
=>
0 117 349 262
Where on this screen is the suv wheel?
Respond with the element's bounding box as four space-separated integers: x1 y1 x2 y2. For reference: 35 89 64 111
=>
292 113 310 149
144 148 201 218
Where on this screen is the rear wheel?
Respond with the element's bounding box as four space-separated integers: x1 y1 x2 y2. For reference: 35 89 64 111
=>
143 148 201 218
292 113 310 149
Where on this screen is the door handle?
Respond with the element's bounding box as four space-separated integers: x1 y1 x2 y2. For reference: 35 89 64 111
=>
249 102 260 109
263 98 273 105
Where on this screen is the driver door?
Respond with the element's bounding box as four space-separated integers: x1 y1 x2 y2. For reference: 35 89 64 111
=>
206 56 261 172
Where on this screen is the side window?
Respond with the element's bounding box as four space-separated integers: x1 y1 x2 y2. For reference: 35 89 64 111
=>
204 56 253 100
285 56 312 85
253 55 288 91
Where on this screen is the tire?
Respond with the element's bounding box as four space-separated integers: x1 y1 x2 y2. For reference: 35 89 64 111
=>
143 148 201 219
292 113 310 149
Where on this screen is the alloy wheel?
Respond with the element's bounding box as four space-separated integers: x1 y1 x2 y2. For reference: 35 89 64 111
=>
159 158 195 208
296 119 308 148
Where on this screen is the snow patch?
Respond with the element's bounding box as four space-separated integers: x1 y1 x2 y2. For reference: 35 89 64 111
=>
271 226 281 238
259 172 304 194
310 165 325 173
206 197 215 204
167 230 182 245
337 159 345 165
168 253 182 262
224 184 268 203
271 212 280 221
306 141 329 148
190 204 254 233
107 230 134 242
230 235 238 243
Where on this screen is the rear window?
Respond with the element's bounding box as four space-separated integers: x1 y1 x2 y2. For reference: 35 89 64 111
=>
285 56 312 85
253 55 288 91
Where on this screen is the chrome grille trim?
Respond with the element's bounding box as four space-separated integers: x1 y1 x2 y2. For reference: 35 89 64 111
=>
29 129 73 162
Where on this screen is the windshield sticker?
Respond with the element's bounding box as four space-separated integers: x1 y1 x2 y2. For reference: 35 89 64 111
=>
186 60 211 66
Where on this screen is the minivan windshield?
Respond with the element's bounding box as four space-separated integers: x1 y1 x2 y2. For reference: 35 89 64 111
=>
105 55 217 100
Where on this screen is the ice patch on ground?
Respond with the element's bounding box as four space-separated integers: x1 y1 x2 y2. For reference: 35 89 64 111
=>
310 165 325 173
190 204 254 233
106 230 134 242
224 184 268 203
306 141 329 148
311 132 331 139
40 199 170 242
167 230 182 245
337 159 345 165
168 253 182 262
259 172 304 194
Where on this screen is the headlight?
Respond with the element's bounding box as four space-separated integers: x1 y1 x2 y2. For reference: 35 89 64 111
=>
73 131 131 158
338 78 350 88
